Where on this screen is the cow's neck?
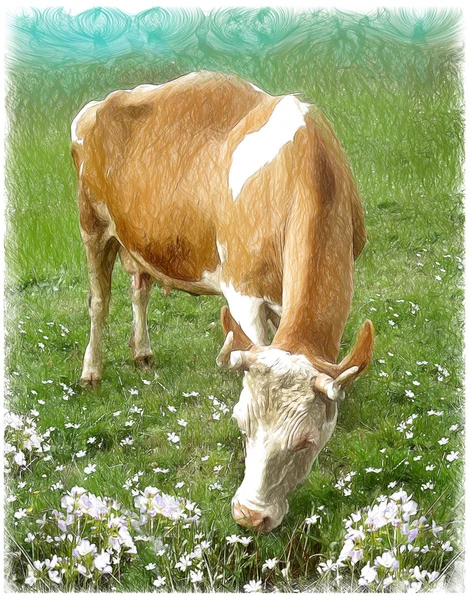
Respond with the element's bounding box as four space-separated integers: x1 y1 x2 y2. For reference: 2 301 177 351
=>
272 190 353 370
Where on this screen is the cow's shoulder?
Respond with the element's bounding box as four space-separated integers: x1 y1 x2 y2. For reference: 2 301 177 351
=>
304 107 366 258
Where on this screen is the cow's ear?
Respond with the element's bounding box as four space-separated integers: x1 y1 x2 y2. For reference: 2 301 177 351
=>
337 320 375 377
311 320 375 401
220 306 254 351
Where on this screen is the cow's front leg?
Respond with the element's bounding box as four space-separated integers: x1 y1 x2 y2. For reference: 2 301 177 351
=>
129 272 154 362
221 283 269 346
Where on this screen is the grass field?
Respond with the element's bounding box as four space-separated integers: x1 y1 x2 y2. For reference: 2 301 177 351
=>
5 8 464 592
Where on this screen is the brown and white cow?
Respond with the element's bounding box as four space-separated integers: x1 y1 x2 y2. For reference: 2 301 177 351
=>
71 71 374 532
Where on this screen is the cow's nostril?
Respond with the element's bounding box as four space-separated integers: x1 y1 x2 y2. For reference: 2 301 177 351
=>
232 503 265 529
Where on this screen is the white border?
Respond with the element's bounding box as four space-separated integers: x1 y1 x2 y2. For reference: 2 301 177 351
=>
1 1 470 598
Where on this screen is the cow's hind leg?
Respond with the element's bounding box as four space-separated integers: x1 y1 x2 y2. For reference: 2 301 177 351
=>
118 248 154 363
81 235 119 384
130 271 154 363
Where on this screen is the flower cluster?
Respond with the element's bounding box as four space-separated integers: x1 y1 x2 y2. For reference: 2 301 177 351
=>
134 486 201 524
21 485 200 590
4 410 54 473
319 489 453 592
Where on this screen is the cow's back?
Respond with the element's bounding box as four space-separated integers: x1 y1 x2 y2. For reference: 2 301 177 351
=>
72 72 271 283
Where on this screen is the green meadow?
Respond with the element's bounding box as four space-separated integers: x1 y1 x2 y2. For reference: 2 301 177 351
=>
5 8 464 592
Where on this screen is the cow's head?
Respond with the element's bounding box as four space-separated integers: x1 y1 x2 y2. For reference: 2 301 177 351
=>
217 307 374 532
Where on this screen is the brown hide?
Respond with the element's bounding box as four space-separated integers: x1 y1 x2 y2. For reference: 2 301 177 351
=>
72 71 367 365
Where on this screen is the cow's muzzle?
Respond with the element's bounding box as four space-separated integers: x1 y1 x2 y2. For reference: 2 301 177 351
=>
231 499 287 532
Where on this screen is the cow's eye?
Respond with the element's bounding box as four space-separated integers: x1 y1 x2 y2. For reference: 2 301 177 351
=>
292 439 315 452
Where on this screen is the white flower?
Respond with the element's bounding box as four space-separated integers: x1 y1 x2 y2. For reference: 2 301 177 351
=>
374 551 399 570
190 569 203 583
94 551 112 573
175 554 193 572
262 558 278 571
14 508 28 520
25 574 37 586
402 500 418 520
318 559 337 573
14 451 26 466
441 541 453 552
48 570 62 584
305 514 320 525
239 536 252 546
438 437 449 446
167 432 180 444
244 579 262 593
167 405 177 413
84 463 96 475
421 481 435 491
358 562 377 586
226 534 241 545
177 419 188 427
145 563 156 570
153 576 166 588
446 451 459 462
405 390 415 398
431 521 444 537
73 539 97 556
183 391 199 397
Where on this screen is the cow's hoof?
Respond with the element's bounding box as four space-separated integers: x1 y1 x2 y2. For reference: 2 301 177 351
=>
134 354 153 368
80 372 102 387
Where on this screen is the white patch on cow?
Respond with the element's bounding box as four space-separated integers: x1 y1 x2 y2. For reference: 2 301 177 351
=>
216 238 228 264
71 100 101 145
249 82 268 94
130 83 163 93
220 282 268 345
228 95 310 200
257 348 313 376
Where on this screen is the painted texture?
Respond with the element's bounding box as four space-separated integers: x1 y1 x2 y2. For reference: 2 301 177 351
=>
5 6 464 593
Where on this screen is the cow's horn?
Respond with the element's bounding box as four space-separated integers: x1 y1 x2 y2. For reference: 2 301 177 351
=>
313 366 359 401
216 332 254 372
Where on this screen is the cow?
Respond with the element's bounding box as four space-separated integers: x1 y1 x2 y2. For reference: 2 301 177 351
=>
71 71 374 533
